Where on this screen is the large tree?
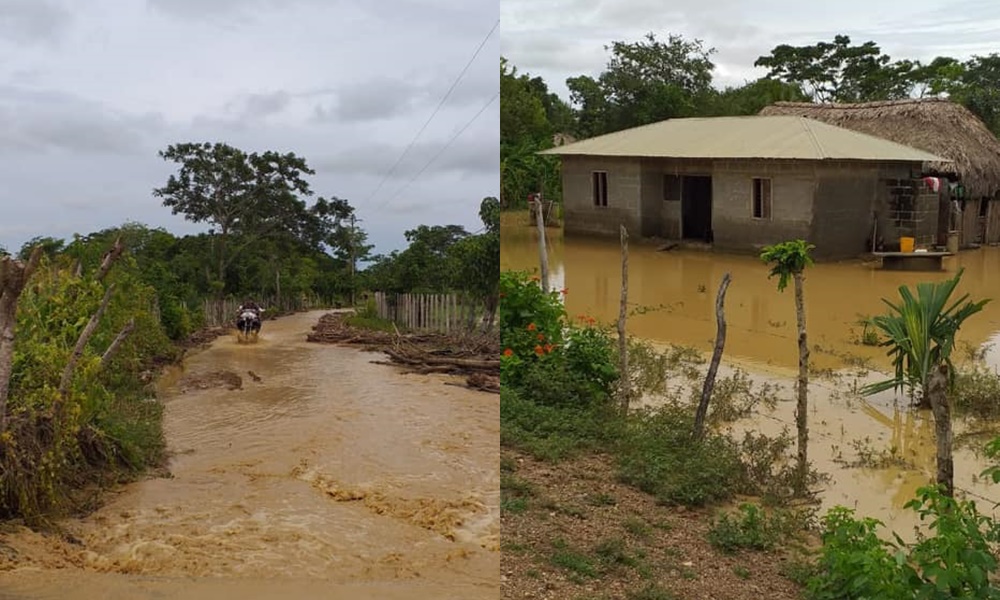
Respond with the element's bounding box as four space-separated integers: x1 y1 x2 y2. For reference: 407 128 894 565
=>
754 35 917 103
152 142 315 293
451 197 500 327
567 32 716 136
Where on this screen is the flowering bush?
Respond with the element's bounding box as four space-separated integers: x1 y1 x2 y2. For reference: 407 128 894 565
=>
499 270 618 405
499 270 565 359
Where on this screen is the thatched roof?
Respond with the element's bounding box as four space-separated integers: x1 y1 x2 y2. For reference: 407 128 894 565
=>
760 99 1000 198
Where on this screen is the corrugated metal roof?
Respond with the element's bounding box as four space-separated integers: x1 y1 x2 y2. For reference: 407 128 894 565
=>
539 116 950 163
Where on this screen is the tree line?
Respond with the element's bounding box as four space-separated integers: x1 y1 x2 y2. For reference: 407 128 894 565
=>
501 32 1000 209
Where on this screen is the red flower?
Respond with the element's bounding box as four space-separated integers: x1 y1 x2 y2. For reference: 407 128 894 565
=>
544 344 554 353
527 323 537 331
534 345 544 356
503 348 514 357
536 333 545 341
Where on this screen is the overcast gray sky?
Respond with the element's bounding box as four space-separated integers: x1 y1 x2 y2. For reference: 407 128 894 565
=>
501 0 999 100
0 0 498 256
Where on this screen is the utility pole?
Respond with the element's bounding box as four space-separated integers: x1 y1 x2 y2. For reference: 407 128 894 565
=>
349 214 357 306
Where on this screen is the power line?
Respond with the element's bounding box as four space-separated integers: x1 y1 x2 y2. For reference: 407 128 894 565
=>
363 18 500 205
377 90 498 210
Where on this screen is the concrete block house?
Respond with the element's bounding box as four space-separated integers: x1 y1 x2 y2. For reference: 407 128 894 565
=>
541 115 950 259
761 99 1000 249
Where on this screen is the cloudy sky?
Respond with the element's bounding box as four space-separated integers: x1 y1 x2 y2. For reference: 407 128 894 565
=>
502 0 999 100
0 0 499 257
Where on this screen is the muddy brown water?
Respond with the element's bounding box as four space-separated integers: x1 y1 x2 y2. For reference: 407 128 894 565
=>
503 214 1000 537
0 310 498 600
502 214 1000 372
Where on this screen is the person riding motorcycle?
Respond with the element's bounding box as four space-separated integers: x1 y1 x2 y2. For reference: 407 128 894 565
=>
236 300 265 336
237 299 263 318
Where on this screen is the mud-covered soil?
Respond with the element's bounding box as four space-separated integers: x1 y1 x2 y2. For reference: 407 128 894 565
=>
501 449 806 600
307 313 499 393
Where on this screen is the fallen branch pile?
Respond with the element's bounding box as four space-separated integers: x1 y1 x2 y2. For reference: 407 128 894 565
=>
306 313 500 393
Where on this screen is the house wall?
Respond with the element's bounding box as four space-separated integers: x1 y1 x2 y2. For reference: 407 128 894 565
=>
561 156 642 237
875 175 941 250
708 159 815 254
561 154 931 259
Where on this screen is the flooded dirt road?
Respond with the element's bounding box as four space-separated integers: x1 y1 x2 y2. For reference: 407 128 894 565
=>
502 213 1000 372
0 310 498 600
503 213 1000 537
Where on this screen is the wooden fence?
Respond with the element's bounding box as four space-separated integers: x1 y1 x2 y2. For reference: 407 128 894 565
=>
373 292 486 332
201 293 333 328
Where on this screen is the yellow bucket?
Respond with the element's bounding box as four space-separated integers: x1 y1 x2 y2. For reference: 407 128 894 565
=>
900 237 915 253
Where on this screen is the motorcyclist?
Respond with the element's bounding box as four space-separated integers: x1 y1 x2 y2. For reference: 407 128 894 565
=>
237 299 263 319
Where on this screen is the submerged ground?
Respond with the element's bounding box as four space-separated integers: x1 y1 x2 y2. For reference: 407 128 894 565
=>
0 310 499 600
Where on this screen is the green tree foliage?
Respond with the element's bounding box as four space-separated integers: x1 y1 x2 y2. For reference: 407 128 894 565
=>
500 58 565 209
754 35 918 103
451 197 500 325
152 142 317 292
568 32 716 136
701 78 810 116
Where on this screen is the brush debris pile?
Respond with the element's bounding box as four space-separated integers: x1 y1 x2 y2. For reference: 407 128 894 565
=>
306 313 499 393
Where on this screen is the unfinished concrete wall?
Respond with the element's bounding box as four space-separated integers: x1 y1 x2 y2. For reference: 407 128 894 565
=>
875 168 940 250
710 159 814 255
810 164 881 258
561 156 642 237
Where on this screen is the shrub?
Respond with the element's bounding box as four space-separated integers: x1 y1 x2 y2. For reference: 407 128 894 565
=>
0 259 172 520
708 502 806 553
500 387 618 461
806 486 1000 600
616 406 743 506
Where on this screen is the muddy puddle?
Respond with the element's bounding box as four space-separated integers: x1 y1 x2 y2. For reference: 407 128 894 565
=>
503 213 1000 537
0 310 498 600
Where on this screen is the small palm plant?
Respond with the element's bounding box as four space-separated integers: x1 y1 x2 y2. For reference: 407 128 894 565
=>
861 267 988 497
861 268 988 405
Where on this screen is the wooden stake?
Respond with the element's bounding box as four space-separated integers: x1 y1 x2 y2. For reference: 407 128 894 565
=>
693 273 732 439
617 225 630 415
537 201 550 293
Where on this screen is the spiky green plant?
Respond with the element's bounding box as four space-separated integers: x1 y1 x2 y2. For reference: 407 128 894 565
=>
861 268 989 400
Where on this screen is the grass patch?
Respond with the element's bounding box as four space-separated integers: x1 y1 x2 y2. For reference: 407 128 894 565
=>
550 538 598 578
501 472 534 515
623 516 654 539
626 584 675 600
342 313 396 333
707 503 808 554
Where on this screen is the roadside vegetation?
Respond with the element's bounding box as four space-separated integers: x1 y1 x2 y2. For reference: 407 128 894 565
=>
0 141 496 524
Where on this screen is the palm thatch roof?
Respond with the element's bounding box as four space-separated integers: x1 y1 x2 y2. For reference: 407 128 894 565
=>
760 99 1000 198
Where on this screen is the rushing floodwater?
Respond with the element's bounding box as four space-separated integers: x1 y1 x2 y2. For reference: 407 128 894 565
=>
0 310 498 600
503 213 1000 537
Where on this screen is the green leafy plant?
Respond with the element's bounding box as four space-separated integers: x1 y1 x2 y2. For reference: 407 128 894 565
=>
861 268 989 401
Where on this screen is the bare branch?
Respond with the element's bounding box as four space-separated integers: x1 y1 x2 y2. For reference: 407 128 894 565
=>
99 318 136 371
95 236 125 282
58 283 116 402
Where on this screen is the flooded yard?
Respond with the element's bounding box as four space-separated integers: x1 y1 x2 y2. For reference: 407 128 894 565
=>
502 214 1000 373
502 213 1000 536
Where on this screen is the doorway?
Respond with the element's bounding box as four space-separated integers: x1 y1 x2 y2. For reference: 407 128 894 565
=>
681 175 713 242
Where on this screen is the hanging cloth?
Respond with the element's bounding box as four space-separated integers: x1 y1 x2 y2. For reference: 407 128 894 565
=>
923 176 941 192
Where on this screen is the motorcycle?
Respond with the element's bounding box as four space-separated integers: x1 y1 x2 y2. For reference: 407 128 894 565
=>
236 308 263 342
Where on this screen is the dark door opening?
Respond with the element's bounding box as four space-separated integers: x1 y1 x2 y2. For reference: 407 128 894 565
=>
681 176 713 242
